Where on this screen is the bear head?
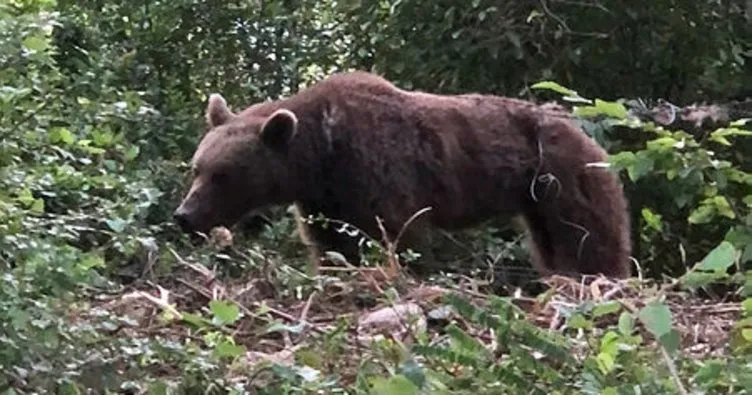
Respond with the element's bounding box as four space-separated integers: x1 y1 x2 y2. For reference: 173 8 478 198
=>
173 93 299 236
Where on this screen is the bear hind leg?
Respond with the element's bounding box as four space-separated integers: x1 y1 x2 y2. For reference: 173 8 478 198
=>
520 193 631 279
517 209 559 277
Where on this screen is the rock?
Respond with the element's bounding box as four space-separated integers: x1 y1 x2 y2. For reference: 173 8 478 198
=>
357 303 426 343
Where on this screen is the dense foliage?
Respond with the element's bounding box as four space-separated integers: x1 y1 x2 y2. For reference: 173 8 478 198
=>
1 0 750 393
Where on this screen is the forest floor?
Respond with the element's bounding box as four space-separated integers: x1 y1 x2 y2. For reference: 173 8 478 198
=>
80 243 743 389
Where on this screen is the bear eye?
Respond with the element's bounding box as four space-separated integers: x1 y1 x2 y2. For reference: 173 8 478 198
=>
211 171 229 185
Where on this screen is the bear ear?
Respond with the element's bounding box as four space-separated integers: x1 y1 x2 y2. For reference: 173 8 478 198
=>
260 108 298 151
206 93 234 128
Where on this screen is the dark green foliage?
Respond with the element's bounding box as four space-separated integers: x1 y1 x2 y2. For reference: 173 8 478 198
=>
342 0 752 102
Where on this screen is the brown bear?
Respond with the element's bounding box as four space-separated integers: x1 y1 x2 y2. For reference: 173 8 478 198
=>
173 71 632 278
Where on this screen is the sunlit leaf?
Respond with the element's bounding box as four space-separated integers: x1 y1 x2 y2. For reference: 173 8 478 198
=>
697 241 737 272
593 99 628 119
106 218 126 233
399 359 426 389
22 34 48 52
209 300 240 325
370 374 419 395
659 329 681 355
124 145 140 161
638 301 672 339
530 81 577 96
593 302 622 318
30 198 44 213
618 312 634 335
596 352 615 375
182 312 210 328
688 203 715 224
214 340 245 358
682 271 728 288
641 208 662 231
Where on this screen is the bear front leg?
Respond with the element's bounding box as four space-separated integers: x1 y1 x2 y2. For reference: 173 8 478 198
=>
367 210 443 275
292 203 363 269
293 204 324 272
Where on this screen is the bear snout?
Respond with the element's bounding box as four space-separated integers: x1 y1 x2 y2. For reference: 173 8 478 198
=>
173 207 194 233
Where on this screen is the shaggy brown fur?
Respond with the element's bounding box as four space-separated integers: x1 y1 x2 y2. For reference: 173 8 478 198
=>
173 71 632 278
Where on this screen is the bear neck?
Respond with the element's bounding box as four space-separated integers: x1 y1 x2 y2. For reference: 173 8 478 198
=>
269 96 335 205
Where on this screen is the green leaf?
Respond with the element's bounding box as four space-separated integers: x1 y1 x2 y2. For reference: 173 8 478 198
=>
447 323 489 355
593 99 628 119
627 156 654 182
77 139 106 154
743 298 752 314
573 105 601 118
638 302 672 339
370 374 419 395
710 134 732 146
182 312 210 328
30 198 44 214
608 151 636 173
562 95 592 104
641 208 662 231
49 127 75 145
60 130 75 145
9 307 30 331
741 328 752 341
56 382 81 395
296 348 324 369
214 340 245 358
682 271 728 288
647 136 680 151
697 241 737 272
659 329 681 355
22 34 49 52
618 312 634 335
209 300 240 325
567 313 593 330
106 218 126 233
530 81 577 96
399 359 426 389
638 301 673 339
16 188 35 206
688 201 715 224
595 352 615 375
592 301 621 318
81 146 106 155
599 331 621 356
711 126 752 138
80 253 105 270
92 130 115 147
147 380 170 395
693 360 725 385
712 196 736 219
124 145 140 161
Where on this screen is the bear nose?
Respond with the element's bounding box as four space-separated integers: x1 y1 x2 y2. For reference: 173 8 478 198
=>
173 208 191 232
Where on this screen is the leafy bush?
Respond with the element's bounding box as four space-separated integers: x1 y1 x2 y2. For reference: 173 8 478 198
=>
530 81 752 278
0 4 165 389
